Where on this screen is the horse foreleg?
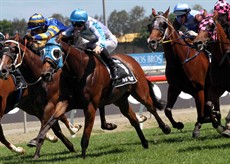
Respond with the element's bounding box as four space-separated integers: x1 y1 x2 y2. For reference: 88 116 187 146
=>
34 101 69 159
51 121 75 152
81 103 96 158
0 124 26 154
165 86 184 129
222 110 230 137
193 90 206 138
99 106 117 130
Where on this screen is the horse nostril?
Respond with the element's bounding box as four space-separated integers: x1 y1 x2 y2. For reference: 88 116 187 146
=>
41 72 53 82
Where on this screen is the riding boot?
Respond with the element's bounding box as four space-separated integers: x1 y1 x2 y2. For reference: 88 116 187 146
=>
100 49 126 80
14 69 27 90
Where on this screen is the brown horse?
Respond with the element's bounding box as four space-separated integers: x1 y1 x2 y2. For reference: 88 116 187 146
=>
147 8 223 138
0 39 82 154
30 34 171 158
193 15 230 137
0 35 124 151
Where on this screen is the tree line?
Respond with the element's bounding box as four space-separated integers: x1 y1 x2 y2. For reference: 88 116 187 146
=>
0 5 205 50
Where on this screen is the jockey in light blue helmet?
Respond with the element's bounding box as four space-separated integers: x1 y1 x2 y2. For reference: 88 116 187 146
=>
70 9 88 26
62 8 126 80
173 2 201 35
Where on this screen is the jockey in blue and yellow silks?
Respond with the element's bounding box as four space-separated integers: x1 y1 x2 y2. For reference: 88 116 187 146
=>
26 13 67 41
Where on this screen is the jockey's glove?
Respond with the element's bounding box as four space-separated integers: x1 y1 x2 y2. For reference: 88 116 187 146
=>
93 45 102 54
24 35 34 41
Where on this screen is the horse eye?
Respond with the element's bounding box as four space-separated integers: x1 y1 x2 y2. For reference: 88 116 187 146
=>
52 49 62 60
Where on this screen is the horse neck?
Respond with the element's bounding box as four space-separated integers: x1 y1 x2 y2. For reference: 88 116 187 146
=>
19 43 43 79
164 25 190 63
216 22 230 53
60 41 89 78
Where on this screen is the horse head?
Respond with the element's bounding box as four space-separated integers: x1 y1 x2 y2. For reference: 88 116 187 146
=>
193 16 216 51
0 40 21 79
41 37 63 82
147 8 170 51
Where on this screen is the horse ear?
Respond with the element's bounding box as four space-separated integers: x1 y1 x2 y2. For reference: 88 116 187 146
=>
14 33 20 41
203 9 208 17
163 7 170 17
5 33 10 40
152 8 157 16
213 10 218 22
56 33 63 43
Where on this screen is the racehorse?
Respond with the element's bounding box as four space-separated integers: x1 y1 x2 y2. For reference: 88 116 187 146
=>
193 14 230 137
30 34 171 158
0 38 83 154
147 8 222 138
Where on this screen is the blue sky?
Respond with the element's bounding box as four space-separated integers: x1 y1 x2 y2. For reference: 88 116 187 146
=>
0 0 218 21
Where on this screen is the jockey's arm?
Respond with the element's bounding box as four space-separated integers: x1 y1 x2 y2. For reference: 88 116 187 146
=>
33 25 60 41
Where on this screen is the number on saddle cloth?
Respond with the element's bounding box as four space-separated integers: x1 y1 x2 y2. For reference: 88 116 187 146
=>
41 37 64 69
111 58 137 88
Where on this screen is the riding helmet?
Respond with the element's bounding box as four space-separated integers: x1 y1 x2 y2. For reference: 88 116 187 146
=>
27 13 45 30
70 9 88 23
214 0 230 14
173 3 191 16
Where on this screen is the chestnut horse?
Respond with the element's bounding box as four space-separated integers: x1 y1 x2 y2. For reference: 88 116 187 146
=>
193 15 230 137
30 35 171 158
0 39 81 154
0 35 124 151
147 8 223 138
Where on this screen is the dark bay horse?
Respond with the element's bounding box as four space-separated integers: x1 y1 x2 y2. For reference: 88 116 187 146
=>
32 36 171 158
193 15 230 137
147 8 222 138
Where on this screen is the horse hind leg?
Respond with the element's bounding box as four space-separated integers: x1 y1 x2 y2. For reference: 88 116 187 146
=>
132 80 171 134
116 97 148 149
60 114 82 135
99 106 117 130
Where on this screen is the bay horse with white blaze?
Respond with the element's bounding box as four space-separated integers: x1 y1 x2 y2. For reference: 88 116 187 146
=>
32 36 171 159
147 8 223 138
193 14 230 137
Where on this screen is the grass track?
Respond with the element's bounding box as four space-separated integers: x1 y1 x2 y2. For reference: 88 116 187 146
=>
0 121 230 164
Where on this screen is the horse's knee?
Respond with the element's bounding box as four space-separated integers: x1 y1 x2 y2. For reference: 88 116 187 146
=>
164 108 172 117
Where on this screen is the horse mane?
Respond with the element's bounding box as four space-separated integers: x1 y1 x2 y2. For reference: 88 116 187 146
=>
215 20 230 52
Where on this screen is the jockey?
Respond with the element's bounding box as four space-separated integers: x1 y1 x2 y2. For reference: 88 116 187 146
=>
173 2 201 38
213 0 230 39
25 13 67 52
17 13 67 90
62 8 126 80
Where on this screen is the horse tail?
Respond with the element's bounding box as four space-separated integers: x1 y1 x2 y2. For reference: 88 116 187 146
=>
147 79 166 110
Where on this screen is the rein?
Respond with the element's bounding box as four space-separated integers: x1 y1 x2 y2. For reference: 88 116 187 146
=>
3 39 42 86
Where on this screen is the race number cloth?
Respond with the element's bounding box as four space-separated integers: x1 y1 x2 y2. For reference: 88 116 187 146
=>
112 58 137 88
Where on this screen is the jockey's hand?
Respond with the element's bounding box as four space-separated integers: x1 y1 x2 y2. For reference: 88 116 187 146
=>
93 45 102 54
24 35 34 41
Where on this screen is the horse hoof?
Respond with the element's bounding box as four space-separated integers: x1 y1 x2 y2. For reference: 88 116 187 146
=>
221 129 230 138
27 139 38 147
142 140 148 149
162 124 171 134
192 131 200 138
101 123 117 130
173 122 184 130
216 125 225 134
137 115 147 123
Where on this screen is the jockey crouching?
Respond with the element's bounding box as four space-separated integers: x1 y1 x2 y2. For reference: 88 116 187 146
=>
62 8 127 80
172 3 202 40
18 13 68 91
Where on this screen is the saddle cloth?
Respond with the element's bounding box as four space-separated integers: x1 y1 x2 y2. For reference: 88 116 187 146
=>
111 58 137 88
